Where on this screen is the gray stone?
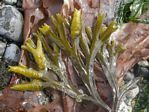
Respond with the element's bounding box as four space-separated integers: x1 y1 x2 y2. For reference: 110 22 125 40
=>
124 71 135 82
4 43 20 62
0 41 6 59
134 61 149 79
126 85 139 99
16 0 22 7
100 1 115 24
138 60 149 67
3 0 17 5
118 85 139 112
0 5 23 42
22 91 49 109
118 101 132 112
136 66 149 79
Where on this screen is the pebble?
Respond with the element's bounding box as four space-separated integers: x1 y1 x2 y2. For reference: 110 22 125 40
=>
118 85 139 112
3 0 17 5
0 5 23 42
138 60 149 67
134 61 149 79
22 91 49 110
118 101 132 112
16 0 22 8
126 85 139 99
4 43 20 62
0 41 6 59
124 71 135 82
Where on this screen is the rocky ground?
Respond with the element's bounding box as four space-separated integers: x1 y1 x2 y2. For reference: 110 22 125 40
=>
0 0 23 89
0 0 148 112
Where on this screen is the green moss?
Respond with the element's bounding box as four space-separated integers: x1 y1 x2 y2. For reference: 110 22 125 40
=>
133 79 149 112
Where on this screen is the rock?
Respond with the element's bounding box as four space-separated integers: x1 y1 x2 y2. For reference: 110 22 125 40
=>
0 41 6 59
118 101 132 112
138 67 149 79
100 0 115 24
4 43 20 62
3 0 17 5
16 0 22 8
134 62 149 79
0 5 23 42
124 71 135 82
22 91 49 110
138 60 149 67
126 85 139 99
118 85 139 112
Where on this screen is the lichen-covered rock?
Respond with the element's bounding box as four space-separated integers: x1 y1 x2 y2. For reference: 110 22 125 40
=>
0 5 23 42
0 41 6 59
4 43 20 62
3 0 17 5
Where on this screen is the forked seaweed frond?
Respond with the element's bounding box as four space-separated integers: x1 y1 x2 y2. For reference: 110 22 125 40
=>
9 9 141 112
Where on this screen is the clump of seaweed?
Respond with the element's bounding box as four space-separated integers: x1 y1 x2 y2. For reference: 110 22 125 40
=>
9 9 141 112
